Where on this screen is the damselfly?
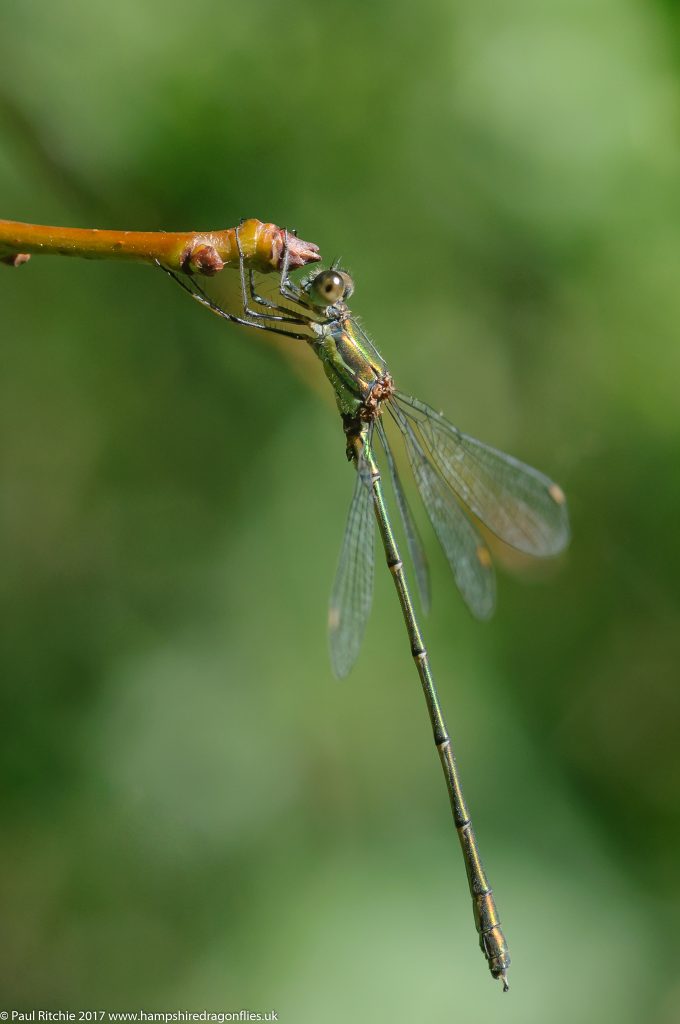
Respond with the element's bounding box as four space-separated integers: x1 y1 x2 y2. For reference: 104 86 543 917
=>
160 227 570 992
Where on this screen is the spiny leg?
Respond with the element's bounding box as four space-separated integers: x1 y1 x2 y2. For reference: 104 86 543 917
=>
233 222 312 327
279 228 311 305
156 261 311 342
234 223 333 330
245 267 324 325
276 229 340 327
235 223 339 330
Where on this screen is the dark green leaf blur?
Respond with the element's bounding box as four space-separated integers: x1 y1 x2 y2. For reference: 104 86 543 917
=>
1 2 678 1020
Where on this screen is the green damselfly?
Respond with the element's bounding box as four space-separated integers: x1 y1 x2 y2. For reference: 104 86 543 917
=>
160 227 570 992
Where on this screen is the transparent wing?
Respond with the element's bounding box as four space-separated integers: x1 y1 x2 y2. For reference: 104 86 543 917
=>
328 448 375 678
396 393 570 557
375 419 431 614
390 405 496 620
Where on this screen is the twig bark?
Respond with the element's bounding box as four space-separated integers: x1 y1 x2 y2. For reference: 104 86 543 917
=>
0 218 320 275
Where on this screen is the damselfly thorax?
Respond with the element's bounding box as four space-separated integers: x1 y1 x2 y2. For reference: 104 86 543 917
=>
314 317 394 423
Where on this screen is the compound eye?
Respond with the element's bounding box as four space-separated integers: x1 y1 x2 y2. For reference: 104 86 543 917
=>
338 271 354 300
310 270 345 305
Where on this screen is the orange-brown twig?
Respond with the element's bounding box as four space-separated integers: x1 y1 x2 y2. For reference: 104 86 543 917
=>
0 217 320 275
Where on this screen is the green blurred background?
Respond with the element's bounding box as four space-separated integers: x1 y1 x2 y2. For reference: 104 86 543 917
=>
1 1 679 1020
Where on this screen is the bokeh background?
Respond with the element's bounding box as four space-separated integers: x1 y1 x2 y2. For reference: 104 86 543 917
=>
1 2 679 1021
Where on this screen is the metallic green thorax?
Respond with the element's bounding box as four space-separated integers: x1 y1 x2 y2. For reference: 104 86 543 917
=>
313 315 389 418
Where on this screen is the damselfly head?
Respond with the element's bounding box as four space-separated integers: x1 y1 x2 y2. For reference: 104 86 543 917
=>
305 269 354 307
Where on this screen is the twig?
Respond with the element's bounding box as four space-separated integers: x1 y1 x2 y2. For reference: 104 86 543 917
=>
0 218 320 275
